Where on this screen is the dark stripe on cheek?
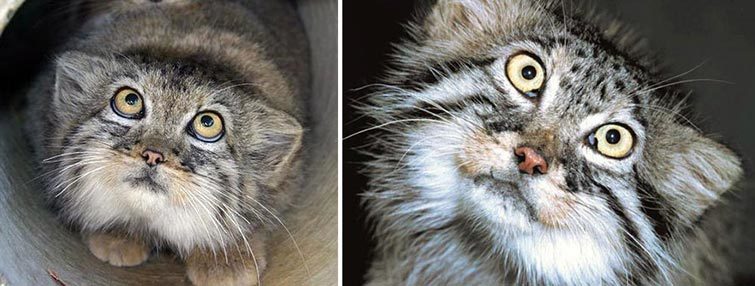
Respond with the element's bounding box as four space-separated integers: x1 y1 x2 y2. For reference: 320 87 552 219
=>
400 57 497 91
186 146 212 167
216 206 226 220
61 123 87 148
181 160 197 173
591 178 657 284
102 124 129 137
396 93 526 133
397 93 496 119
563 159 593 194
100 118 132 130
634 167 673 241
396 104 447 120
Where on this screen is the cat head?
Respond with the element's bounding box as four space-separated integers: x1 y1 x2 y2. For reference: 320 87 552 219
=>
46 50 302 252
72 0 195 14
365 0 742 283
66 0 197 28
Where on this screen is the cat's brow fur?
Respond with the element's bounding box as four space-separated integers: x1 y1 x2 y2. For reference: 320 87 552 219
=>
25 0 309 284
360 1 742 285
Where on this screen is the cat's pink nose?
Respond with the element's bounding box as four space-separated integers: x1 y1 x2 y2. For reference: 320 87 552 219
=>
515 146 548 175
141 149 164 167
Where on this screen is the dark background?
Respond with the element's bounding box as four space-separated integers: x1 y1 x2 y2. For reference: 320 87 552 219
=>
343 1 418 285
0 0 71 107
344 1 755 285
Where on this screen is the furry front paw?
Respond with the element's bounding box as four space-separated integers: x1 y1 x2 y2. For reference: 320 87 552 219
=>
186 238 267 286
86 233 151 267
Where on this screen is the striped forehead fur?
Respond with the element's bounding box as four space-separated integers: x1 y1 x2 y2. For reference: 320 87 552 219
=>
360 0 742 285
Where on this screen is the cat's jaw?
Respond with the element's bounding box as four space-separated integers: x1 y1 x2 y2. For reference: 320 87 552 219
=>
405 124 635 283
413 164 633 284
56 152 237 254
408 155 633 284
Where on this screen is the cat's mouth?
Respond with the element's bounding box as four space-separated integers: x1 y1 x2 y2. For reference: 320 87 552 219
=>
125 168 166 192
470 169 577 228
472 174 537 216
472 174 521 196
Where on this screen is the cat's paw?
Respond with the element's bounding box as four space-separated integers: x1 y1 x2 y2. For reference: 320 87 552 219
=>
86 233 151 267
186 240 267 286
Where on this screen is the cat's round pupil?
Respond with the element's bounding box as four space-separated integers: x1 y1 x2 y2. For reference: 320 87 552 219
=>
521 66 537 80
125 93 139 105
606 129 621 144
200 115 214 127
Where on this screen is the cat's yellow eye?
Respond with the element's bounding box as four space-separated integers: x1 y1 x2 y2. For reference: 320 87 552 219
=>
111 87 144 119
588 124 635 159
190 112 224 142
506 53 545 97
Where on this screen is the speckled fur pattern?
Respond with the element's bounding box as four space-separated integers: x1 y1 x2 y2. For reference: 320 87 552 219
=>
360 0 742 285
24 0 309 285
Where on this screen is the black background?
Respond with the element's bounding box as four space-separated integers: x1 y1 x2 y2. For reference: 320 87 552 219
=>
0 0 70 107
344 1 755 285
343 1 419 285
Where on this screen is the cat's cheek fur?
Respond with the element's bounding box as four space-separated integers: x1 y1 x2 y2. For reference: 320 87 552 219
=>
58 158 239 254
457 130 520 177
427 125 629 278
510 230 626 283
395 126 633 284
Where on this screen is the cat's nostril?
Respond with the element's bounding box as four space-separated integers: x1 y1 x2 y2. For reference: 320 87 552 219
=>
533 165 546 175
515 151 526 164
514 146 548 175
141 149 165 167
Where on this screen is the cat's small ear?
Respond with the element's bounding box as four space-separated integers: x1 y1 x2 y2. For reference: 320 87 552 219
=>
640 125 742 220
251 108 303 186
53 51 109 110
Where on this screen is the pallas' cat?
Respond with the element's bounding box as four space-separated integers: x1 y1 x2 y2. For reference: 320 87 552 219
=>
360 1 742 285
26 1 309 284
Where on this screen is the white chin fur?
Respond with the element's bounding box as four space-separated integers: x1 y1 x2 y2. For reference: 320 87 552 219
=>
512 231 626 284
408 125 629 284
63 163 232 254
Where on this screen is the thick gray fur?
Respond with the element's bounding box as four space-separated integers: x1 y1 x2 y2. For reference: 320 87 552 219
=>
361 0 745 285
0 0 324 285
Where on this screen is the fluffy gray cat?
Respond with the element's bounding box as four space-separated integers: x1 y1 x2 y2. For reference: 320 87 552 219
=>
360 0 743 285
25 0 308 285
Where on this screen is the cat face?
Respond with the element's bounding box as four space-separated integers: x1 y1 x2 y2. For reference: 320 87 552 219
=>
46 51 301 253
364 0 741 283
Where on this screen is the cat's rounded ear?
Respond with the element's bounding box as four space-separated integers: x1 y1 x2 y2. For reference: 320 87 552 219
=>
53 51 110 112
639 124 742 221
247 107 303 187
